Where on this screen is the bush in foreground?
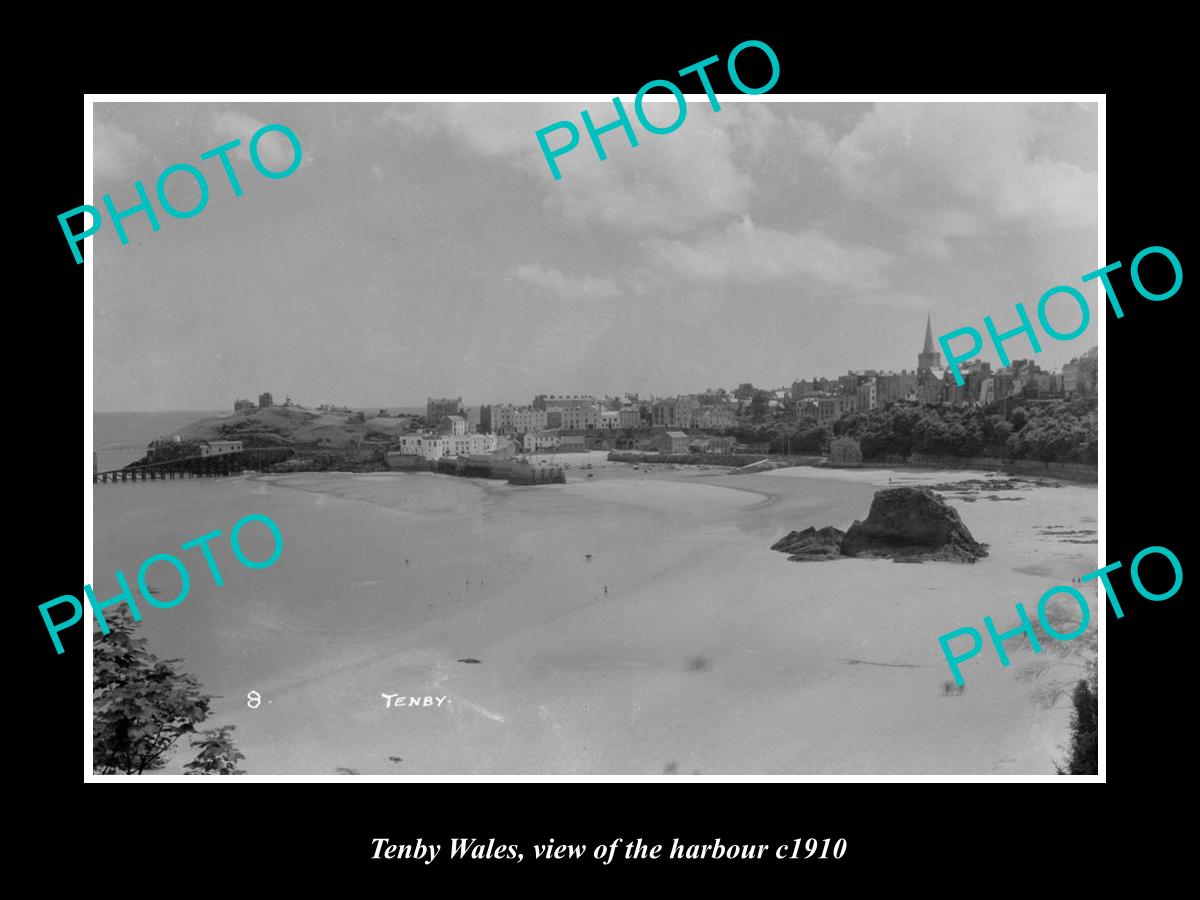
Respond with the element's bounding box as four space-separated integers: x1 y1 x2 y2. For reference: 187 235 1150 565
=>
93 608 243 775
1055 679 1098 775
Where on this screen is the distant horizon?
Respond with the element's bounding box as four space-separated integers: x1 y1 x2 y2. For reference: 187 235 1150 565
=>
94 339 1097 417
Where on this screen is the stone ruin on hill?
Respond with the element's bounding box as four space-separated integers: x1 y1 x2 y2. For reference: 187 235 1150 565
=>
770 486 988 563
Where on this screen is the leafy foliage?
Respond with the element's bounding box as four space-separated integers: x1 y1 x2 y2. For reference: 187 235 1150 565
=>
1055 680 1099 775
1015 597 1098 709
139 440 202 465
733 383 757 401
184 726 247 775
1010 596 1098 775
729 418 830 454
831 399 1096 464
747 391 773 420
93 608 241 775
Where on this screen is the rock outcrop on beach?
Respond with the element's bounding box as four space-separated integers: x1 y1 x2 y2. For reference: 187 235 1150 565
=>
843 487 988 561
771 487 988 563
770 526 847 561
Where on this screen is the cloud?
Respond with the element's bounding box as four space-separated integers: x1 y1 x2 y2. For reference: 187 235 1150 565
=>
512 263 620 299
903 230 953 261
386 103 572 160
643 216 893 289
384 101 754 234
380 101 1096 268
826 103 1097 243
849 290 940 311
94 119 147 181
211 109 305 173
545 117 752 234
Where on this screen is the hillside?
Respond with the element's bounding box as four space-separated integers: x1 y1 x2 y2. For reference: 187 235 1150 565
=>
174 406 416 449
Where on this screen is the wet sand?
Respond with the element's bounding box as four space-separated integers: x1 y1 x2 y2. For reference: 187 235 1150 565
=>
91 453 1098 775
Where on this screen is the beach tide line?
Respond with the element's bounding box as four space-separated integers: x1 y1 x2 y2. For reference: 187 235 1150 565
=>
453 697 507 724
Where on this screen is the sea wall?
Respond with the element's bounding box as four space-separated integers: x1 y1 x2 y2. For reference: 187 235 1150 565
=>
385 453 564 484
905 453 1097 483
384 453 431 471
607 452 767 467
604 448 1096 483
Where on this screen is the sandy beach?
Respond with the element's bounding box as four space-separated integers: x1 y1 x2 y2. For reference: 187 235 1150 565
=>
91 453 1098 775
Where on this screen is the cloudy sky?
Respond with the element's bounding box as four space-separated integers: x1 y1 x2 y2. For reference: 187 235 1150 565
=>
92 100 1098 411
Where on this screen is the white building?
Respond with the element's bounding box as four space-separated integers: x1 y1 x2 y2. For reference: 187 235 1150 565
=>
661 431 690 453
595 407 644 429
560 403 603 430
394 432 497 460
619 408 642 429
199 440 243 457
651 396 700 428
489 405 548 435
439 415 468 436
692 406 736 430
523 432 561 452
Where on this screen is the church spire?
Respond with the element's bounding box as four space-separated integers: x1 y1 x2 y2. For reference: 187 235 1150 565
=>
918 312 943 371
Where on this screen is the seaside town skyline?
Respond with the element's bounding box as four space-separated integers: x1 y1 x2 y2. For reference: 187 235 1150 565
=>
98 312 1098 415
219 313 1098 421
100 307 1094 473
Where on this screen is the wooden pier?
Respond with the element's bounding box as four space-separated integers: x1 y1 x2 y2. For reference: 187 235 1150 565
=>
93 448 293 483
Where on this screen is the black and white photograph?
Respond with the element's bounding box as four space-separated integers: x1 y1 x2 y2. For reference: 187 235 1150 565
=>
84 95 1101 779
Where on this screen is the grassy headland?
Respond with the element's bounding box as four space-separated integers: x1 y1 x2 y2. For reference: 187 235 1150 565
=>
139 405 420 472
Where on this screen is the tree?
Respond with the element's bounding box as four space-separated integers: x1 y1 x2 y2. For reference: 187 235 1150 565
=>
1055 680 1098 775
795 424 830 452
93 607 236 774
184 726 247 775
141 439 201 465
748 391 771 420
734 382 757 401
821 399 1095 464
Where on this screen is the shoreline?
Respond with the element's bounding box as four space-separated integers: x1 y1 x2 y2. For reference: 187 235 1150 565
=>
823 459 1097 485
94 457 1096 776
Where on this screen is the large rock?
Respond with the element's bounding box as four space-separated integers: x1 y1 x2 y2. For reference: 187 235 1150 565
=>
769 486 988 564
770 526 846 561
841 487 988 562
